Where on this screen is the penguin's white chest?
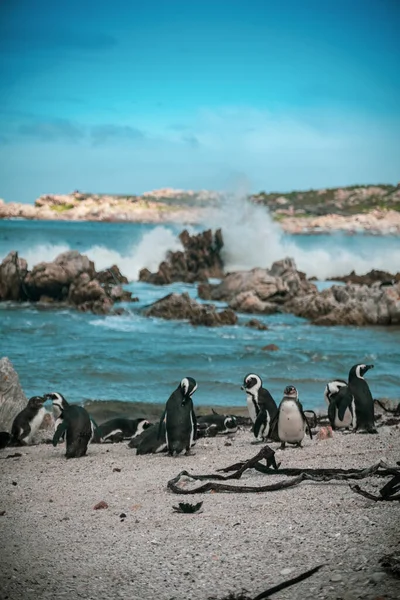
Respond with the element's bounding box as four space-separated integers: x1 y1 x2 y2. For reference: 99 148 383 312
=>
278 401 305 443
25 407 47 443
334 407 353 429
246 394 258 423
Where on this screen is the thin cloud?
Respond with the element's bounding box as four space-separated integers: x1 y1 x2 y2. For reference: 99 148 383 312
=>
181 133 200 149
18 119 85 142
90 124 145 145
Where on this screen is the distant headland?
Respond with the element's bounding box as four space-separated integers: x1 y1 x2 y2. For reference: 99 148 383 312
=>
1 184 399 234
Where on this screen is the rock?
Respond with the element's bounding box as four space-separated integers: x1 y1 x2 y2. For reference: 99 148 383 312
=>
68 274 113 314
139 229 224 284
200 259 317 313
286 282 400 326
0 252 28 301
143 292 238 327
0 357 28 432
24 251 95 301
93 500 108 510
244 319 269 330
330 573 342 582
96 265 129 285
330 269 400 286
262 344 279 352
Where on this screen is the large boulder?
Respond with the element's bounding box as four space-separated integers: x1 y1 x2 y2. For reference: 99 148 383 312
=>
143 292 237 326
68 273 114 314
0 251 28 301
0 357 28 432
24 251 95 301
198 258 317 309
139 228 224 284
286 282 400 326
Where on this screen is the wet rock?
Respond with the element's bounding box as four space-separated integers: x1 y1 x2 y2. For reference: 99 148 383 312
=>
286 282 400 326
330 269 400 286
0 357 28 432
143 292 237 326
244 319 269 330
262 344 279 352
68 274 113 314
96 265 128 285
0 252 28 301
139 228 224 284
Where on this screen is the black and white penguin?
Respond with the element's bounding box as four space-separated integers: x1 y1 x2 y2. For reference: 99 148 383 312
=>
93 418 151 443
197 413 238 437
324 379 353 430
272 385 312 449
45 392 98 443
133 422 168 455
10 396 47 445
52 403 95 458
241 373 278 441
160 377 198 456
329 364 376 433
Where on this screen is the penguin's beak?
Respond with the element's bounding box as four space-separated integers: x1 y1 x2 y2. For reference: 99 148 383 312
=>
240 385 246 390
365 364 374 371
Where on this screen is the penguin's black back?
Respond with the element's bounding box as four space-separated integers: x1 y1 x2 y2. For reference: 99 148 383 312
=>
348 374 375 431
258 387 278 419
63 405 92 458
165 388 195 455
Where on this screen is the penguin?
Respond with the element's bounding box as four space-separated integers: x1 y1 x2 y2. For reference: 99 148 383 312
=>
324 379 353 430
272 385 312 449
45 392 98 443
197 413 238 436
330 364 376 433
10 396 47 445
52 403 95 458
160 377 198 456
133 422 168 455
241 373 278 442
92 418 151 443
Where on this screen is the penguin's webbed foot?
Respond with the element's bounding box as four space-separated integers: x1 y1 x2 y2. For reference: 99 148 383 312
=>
185 449 196 456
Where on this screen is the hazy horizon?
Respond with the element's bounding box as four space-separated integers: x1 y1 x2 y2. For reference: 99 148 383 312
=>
1 0 399 203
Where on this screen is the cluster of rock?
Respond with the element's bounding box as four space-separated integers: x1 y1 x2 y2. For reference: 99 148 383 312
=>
328 269 400 286
143 292 238 327
0 250 133 314
139 229 224 284
198 258 317 314
281 209 400 235
286 282 400 326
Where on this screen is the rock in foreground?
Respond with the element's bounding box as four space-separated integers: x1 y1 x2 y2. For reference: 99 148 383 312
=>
0 357 28 431
143 292 237 326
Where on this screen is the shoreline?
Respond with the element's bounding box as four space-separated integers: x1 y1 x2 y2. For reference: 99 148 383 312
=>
1 207 400 236
1 413 399 600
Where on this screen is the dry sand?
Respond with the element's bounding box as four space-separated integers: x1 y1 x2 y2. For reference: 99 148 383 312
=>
0 421 399 600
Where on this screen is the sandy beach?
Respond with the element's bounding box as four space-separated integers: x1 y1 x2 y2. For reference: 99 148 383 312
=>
1 414 399 600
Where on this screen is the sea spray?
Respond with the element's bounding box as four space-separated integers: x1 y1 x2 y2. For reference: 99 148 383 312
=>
203 193 400 279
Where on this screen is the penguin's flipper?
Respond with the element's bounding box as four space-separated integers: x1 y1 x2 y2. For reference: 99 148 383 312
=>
90 418 102 443
268 413 280 442
191 408 198 441
52 421 67 446
253 409 266 439
157 410 166 440
212 408 219 415
298 400 313 439
334 386 353 422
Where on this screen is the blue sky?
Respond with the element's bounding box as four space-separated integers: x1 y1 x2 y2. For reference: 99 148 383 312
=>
0 0 399 203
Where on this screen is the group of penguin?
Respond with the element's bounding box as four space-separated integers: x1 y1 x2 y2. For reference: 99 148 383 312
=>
0 362 377 458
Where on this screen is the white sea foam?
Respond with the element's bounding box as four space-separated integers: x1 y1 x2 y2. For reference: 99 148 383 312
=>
22 227 183 281
203 193 400 279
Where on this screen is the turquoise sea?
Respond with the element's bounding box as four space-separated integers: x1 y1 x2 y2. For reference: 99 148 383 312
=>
1 207 400 413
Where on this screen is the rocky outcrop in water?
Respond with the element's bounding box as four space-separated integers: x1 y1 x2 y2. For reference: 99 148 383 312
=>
198 258 317 314
329 269 400 286
143 292 237 326
139 229 224 284
286 282 400 326
0 357 28 432
0 250 132 315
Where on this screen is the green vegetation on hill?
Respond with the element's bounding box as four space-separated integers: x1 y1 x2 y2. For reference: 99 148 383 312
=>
250 184 400 217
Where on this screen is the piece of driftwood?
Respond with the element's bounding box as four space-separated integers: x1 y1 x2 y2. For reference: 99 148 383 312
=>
350 471 400 502
208 564 324 600
168 443 399 495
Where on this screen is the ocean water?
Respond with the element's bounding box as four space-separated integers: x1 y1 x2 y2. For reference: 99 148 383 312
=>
1 202 400 413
